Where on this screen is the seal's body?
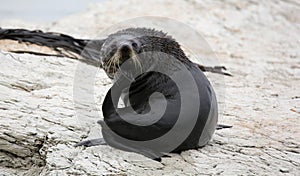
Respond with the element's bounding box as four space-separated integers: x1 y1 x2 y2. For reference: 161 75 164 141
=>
76 28 219 160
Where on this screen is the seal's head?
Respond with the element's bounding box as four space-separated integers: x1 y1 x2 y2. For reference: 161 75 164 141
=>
100 32 141 79
100 28 189 79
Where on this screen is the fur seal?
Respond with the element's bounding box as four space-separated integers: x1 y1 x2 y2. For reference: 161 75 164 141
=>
75 28 231 161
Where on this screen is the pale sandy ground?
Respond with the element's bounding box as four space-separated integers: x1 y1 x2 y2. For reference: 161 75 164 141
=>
0 0 299 175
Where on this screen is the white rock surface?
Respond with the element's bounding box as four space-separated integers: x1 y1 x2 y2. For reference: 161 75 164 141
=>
0 0 299 175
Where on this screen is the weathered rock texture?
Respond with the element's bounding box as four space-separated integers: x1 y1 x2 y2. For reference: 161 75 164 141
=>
0 0 299 175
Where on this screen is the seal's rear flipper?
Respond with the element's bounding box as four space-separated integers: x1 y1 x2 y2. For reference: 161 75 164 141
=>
216 124 232 130
162 154 171 158
74 138 106 147
196 64 232 76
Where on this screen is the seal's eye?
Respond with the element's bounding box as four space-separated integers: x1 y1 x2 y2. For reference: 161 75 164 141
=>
132 42 138 48
131 41 141 53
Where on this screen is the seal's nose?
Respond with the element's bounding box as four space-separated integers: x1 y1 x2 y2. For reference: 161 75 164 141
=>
120 43 131 54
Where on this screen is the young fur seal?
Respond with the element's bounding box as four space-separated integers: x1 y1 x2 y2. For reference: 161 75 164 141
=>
75 28 231 161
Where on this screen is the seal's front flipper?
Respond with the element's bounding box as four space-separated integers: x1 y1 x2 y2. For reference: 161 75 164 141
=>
74 138 106 147
216 124 232 130
196 64 232 76
153 157 162 162
153 154 171 162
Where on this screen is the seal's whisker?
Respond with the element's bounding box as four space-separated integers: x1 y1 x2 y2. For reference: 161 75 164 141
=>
111 51 120 74
131 51 143 74
105 54 114 70
131 53 138 70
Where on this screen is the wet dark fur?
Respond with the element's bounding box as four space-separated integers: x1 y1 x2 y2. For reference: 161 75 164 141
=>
97 28 217 158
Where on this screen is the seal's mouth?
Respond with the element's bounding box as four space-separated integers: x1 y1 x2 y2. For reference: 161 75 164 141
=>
102 45 142 79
